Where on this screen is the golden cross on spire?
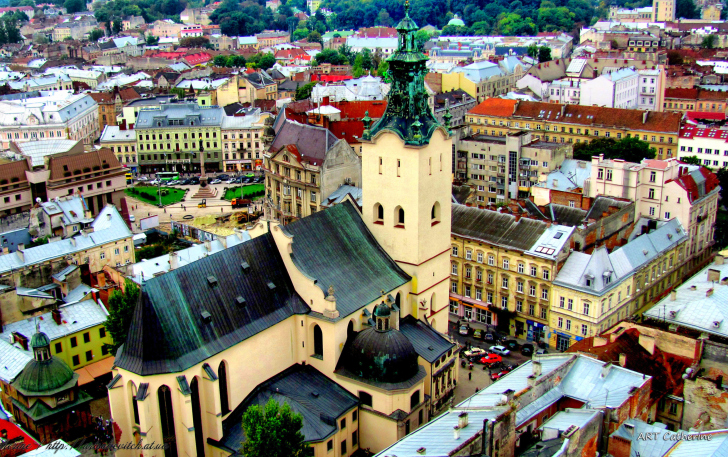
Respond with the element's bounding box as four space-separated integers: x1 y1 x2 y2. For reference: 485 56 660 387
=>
404 0 410 14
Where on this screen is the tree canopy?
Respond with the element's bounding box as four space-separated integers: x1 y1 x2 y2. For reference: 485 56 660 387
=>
240 399 308 457
104 280 140 353
573 137 656 163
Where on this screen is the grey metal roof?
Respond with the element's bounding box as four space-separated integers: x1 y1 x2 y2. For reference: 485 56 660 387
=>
376 408 507 457
534 159 591 191
666 431 728 457
41 196 93 226
610 420 672 457
538 409 600 432
135 103 224 129
281 201 410 320
52 265 78 282
452 204 548 252
398 315 455 364
0 338 33 383
15 139 79 167
115 232 310 375
63 284 96 304
128 231 251 284
216 364 358 453
322 185 362 208
555 218 688 296
0 205 132 275
644 257 728 338
584 196 631 222
0 299 109 344
547 204 586 226
269 119 339 165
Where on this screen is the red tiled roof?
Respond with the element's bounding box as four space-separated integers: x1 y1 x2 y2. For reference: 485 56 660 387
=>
275 48 306 59
468 98 518 117
311 74 353 82
183 52 212 65
686 111 726 123
512 101 680 133
668 166 720 203
356 27 397 38
665 88 728 101
680 125 728 140
567 328 694 399
154 51 186 60
0 418 40 453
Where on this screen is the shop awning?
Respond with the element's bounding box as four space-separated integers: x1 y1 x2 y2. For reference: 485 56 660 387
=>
75 356 115 386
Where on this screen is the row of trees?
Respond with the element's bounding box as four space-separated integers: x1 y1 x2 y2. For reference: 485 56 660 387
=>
211 53 276 69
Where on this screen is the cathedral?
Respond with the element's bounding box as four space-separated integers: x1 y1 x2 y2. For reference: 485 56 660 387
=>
108 5 457 456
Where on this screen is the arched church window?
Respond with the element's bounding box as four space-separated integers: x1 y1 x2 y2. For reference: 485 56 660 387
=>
218 362 230 415
313 324 323 358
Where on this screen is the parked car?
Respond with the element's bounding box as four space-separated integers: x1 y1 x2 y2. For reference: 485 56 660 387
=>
254 176 264 183
490 368 512 381
458 325 469 336
503 340 519 350
217 174 230 180
129 215 136 222
489 345 510 356
521 344 534 356
137 176 148 181
463 347 486 358
535 349 548 355
209 179 222 184
226 178 237 184
479 354 502 365
168 180 179 186
484 332 495 342
473 329 483 340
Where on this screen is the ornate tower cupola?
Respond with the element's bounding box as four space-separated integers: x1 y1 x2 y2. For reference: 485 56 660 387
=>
363 0 440 145
373 302 391 332
31 331 51 362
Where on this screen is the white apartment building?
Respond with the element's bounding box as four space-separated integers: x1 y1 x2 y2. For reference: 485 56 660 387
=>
580 68 639 109
545 79 581 104
221 109 270 173
586 155 719 276
0 91 99 149
637 68 665 111
678 125 728 169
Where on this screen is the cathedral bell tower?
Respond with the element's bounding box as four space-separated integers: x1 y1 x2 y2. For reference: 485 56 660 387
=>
361 1 452 335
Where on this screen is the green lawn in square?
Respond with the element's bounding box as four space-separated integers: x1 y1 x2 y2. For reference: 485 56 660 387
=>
125 186 186 206
223 183 264 201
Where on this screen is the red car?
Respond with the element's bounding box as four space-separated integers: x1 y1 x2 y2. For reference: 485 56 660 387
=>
490 368 512 381
479 354 503 365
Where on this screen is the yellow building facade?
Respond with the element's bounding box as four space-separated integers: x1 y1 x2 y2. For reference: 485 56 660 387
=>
550 218 688 350
467 100 682 160
449 206 574 343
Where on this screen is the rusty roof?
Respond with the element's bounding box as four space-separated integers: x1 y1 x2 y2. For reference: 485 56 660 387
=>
48 148 122 181
508 101 681 134
468 98 517 117
0 160 29 186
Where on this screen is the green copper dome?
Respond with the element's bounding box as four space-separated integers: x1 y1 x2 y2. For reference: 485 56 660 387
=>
373 302 391 317
30 332 50 349
342 327 419 383
12 331 77 397
13 357 76 396
364 0 442 146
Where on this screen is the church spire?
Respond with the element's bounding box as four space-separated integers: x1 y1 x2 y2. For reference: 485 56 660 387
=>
363 1 441 145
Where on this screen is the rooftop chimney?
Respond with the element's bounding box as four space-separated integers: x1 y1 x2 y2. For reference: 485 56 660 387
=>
16 250 23 263
593 336 608 347
638 334 655 355
52 309 62 325
458 412 469 429
169 251 179 270
619 353 627 367
670 290 677 301
204 240 212 252
453 425 460 440
707 288 714 297
532 361 542 377
716 255 725 265
643 111 649 124
601 362 612 378
708 269 720 282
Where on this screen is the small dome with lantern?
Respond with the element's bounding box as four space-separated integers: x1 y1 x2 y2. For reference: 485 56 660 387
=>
12 330 77 397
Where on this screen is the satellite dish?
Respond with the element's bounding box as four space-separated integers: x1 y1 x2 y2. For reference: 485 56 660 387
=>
35 198 41 203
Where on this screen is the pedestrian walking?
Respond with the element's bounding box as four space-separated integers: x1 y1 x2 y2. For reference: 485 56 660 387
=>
468 372 472 381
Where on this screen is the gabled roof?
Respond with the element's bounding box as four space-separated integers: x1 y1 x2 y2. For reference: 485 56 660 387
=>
281 201 410 320
214 364 358 452
48 148 121 181
567 328 693 399
269 120 339 166
667 167 720 204
451 204 555 252
468 98 517 117
115 233 309 375
399 315 455 364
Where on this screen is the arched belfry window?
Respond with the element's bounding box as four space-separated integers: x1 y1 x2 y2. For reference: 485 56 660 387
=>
313 324 323 358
